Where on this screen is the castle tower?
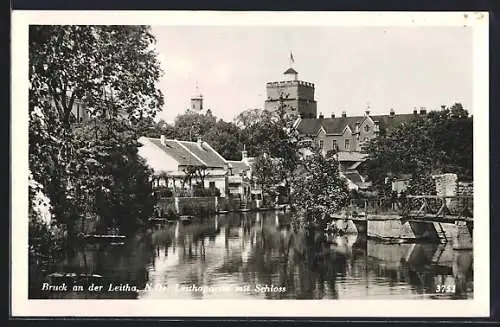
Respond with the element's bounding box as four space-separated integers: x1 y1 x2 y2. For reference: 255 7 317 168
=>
189 83 204 112
264 63 317 119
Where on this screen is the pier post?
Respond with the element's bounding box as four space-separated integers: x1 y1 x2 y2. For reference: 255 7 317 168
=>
174 197 180 214
452 221 473 250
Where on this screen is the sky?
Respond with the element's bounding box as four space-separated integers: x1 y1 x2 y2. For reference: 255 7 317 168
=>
150 25 472 123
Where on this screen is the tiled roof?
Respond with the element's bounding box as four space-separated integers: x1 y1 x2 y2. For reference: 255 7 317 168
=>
295 119 323 136
227 161 251 174
148 138 203 166
145 138 228 168
297 113 417 135
178 141 227 168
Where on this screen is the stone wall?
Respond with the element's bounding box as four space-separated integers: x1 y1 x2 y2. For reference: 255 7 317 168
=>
177 197 217 215
155 198 177 217
367 219 416 240
155 197 262 216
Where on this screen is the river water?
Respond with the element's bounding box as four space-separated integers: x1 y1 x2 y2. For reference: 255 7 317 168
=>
35 211 473 300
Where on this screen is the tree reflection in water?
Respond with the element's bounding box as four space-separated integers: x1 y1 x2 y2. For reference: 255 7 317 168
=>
34 211 474 300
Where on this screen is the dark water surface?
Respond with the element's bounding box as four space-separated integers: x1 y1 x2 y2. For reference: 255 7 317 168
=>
36 211 473 299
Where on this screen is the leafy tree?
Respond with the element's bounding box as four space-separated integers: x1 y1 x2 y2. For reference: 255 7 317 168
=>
29 25 163 129
29 25 164 237
290 149 350 231
243 94 301 196
193 165 209 188
173 112 217 141
233 108 272 129
134 117 176 139
182 165 197 189
364 103 473 194
203 119 242 160
251 154 284 198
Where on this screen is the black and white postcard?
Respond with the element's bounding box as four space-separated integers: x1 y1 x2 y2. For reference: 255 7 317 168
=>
11 11 489 317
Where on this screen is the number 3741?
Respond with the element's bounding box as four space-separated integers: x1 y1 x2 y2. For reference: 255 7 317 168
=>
435 284 456 293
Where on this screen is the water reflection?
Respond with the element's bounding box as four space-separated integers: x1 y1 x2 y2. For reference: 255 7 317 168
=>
34 211 473 299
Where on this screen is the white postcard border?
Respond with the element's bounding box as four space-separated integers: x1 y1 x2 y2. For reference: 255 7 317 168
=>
11 11 490 317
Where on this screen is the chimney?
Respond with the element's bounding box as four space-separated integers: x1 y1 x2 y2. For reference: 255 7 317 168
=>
389 108 395 117
413 108 418 115
341 111 347 118
420 107 427 115
374 121 380 133
318 112 324 119
441 105 446 110
197 137 203 146
355 122 360 133
160 135 166 146
365 110 370 116
331 113 335 118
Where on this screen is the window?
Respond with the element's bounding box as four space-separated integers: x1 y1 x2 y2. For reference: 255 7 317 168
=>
209 182 215 189
332 140 338 150
364 124 370 132
319 140 324 149
344 139 350 150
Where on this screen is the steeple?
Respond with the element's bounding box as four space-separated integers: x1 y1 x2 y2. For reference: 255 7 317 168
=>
283 67 298 81
284 51 298 81
189 81 203 111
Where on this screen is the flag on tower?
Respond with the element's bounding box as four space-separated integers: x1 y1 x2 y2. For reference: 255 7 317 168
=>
290 51 295 65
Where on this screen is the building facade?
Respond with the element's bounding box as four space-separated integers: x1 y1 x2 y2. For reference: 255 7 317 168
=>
296 108 427 190
138 136 258 199
296 108 424 153
264 67 317 119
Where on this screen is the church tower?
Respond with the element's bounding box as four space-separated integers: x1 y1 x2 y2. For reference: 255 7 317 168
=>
189 83 204 112
264 56 317 119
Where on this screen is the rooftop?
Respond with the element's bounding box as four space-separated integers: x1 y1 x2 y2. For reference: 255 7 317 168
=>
297 112 419 135
140 137 227 169
283 67 298 75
